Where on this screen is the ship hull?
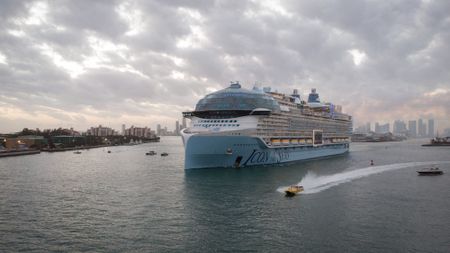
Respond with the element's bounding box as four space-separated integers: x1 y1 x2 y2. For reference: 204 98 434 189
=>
184 135 349 169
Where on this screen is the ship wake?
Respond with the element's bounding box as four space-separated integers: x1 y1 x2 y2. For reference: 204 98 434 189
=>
278 161 450 194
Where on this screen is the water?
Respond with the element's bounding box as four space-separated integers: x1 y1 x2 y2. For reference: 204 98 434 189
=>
1 137 449 252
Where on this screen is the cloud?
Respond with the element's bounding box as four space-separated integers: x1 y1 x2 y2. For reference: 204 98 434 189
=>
0 0 449 133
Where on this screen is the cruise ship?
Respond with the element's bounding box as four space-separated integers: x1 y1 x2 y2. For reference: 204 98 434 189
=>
181 82 352 169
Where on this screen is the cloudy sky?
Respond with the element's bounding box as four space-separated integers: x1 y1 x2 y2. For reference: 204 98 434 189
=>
1 0 449 133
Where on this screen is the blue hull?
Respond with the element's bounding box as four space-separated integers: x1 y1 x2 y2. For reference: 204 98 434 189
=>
184 135 349 169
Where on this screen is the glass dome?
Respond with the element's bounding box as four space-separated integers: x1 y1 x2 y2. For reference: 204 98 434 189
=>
195 83 280 112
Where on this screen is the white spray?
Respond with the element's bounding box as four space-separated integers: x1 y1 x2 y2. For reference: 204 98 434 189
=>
278 161 450 194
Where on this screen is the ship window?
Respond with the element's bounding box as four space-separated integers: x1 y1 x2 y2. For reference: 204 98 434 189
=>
237 124 240 127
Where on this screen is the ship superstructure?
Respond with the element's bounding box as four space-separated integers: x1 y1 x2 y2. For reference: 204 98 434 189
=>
181 82 352 169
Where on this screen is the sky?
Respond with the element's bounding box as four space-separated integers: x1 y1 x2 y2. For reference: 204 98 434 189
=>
1 0 449 133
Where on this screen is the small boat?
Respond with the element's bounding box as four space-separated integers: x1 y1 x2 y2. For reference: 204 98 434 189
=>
417 168 443 175
73 151 82 154
146 151 157 156
285 185 304 197
107 150 111 153
161 152 168 157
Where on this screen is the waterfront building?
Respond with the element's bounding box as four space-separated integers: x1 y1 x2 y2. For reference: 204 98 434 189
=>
354 125 366 133
124 125 153 138
428 119 435 137
175 121 180 135
375 122 390 133
354 123 370 134
86 125 118 137
393 120 407 135
182 117 187 130
418 119 427 137
444 128 450 137
157 124 161 136
5 135 47 150
51 136 86 147
408 120 417 137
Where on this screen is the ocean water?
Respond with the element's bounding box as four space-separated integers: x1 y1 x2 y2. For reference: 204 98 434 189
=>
1 137 449 252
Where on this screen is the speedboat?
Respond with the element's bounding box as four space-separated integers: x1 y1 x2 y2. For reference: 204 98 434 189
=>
146 151 157 156
285 185 304 197
417 168 443 175
161 152 168 157
73 151 82 154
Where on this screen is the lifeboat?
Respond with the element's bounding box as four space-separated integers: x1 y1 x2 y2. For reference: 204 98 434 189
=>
299 139 305 144
285 185 304 197
281 139 290 145
306 139 313 144
271 139 281 146
290 139 299 145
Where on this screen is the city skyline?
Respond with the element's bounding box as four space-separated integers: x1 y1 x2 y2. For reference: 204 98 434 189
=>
354 118 445 137
1 1 450 132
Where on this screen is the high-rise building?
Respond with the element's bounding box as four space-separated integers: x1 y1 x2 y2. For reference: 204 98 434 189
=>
393 120 407 134
182 117 187 129
444 128 450 137
375 122 390 133
418 119 427 137
366 122 371 133
175 121 180 135
157 124 161 136
123 125 153 138
122 124 126 135
354 124 366 133
428 119 434 137
382 123 389 133
86 125 117 136
408 120 417 137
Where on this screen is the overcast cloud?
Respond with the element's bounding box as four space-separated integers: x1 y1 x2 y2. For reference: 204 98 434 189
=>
1 0 449 133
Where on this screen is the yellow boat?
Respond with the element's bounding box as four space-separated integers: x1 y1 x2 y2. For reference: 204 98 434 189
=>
285 185 304 197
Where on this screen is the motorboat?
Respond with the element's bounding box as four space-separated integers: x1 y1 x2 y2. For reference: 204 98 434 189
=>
417 168 443 175
285 185 304 197
146 151 157 156
161 152 169 157
73 151 82 154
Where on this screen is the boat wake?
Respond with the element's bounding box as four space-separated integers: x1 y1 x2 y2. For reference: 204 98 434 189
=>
278 161 450 194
